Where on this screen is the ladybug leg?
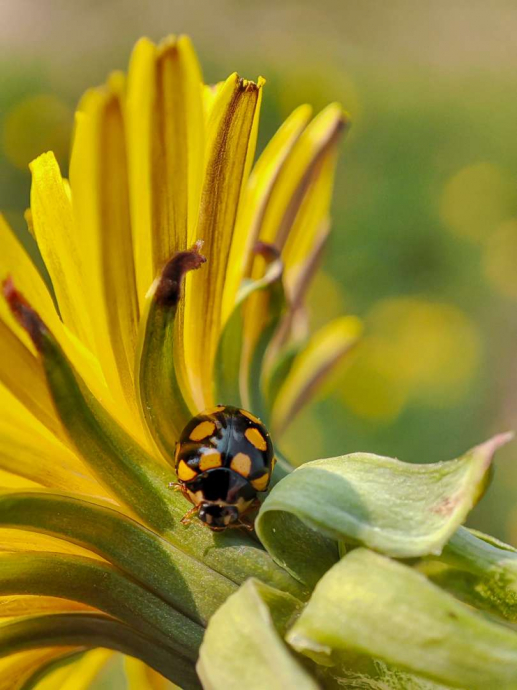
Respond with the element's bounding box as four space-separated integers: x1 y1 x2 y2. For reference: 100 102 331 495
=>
169 481 193 504
236 516 255 531
248 498 261 512
180 504 201 526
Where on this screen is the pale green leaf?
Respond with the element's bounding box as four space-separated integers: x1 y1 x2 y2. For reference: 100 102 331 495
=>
256 434 512 583
287 548 517 690
197 579 318 690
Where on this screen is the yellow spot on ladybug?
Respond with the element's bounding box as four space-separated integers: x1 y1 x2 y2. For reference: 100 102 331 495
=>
245 427 267 451
230 452 252 477
199 451 223 472
178 460 198 482
204 405 225 415
251 473 270 491
240 409 262 425
190 420 216 442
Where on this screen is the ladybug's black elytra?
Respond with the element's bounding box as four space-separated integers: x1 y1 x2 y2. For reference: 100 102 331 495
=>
171 405 275 531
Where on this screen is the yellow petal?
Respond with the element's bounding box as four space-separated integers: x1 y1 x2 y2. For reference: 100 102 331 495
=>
0 215 110 423
47 649 113 690
259 103 347 248
0 471 39 491
0 596 95 618
125 656 179 689
282 148 339 290
272 315 362 434
0 215 64 340
126 35 205 308
0 310 63 440
222 104 312 324
0 526 104 560
273 227 330 351
69 75 141 433
0 384 107 498
243 105 347 357
0 649 78 690
203 82 224 118
29 152 95 352
184 73 264 407
126 36 206 412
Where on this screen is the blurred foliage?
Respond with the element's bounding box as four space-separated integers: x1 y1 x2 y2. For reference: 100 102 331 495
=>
1 1 517 548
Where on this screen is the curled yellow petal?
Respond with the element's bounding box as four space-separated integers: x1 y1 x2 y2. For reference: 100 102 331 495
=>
70 76 142 436
0 215 110 425
272 315 362 434
0 316 62 440
0 384 107 498
243 104 347 358
39 648 113 690
126 35 205 308
222 104 312 325
0 596 95 618
259 103 347 249
124 656 174 690
184 73 264 407
0 649 79 690
29 152 94 352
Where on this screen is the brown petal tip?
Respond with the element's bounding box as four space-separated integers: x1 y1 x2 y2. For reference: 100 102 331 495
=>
2 276 47 350
155 241 207 307
253 241 280 263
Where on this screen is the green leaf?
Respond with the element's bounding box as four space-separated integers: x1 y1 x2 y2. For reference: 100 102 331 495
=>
136 245 206 461
214 244 284 412
256 434 512 581
0 613 200 689
197 579 318 690
0 491 236 626
3 283 307 600
0 552 203 659
287 548 517 689
421 526 517 621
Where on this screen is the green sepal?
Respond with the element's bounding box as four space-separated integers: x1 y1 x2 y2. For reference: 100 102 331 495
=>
197 579 318 690
0 491 236 626
263 342 300 415
3 284 307 599
246 249 286 421
136 244 206 462
420 526 517 621
0 552 203 659
0 613 200 689
256 434 512 582
287 548 517 689
214 243 284 413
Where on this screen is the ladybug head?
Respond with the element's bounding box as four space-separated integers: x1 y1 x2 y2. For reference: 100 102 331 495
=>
198 502 239 529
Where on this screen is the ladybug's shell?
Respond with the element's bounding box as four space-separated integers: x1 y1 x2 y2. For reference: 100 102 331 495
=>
174 406 274 498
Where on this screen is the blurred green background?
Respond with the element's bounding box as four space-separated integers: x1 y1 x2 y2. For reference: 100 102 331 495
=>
2 0 517 544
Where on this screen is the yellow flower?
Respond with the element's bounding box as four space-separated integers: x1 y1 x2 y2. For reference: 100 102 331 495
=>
0 34 359 686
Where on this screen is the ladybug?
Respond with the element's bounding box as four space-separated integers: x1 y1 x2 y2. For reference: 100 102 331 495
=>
170 405 275 531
